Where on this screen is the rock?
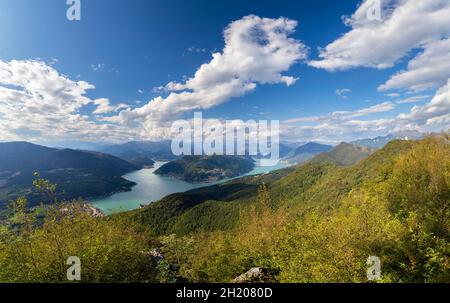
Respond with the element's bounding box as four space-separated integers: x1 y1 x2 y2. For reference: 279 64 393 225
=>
60 203 105 218
232 267 275 283
150 248 164 262
82 204 105 218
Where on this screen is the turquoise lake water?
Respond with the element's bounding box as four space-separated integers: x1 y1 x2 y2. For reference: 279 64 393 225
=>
91 161 286 215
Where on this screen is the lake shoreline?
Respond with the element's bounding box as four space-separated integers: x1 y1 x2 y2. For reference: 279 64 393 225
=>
91 161 286 215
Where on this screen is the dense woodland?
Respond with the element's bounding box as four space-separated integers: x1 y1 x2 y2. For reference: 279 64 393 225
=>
0 136 448 282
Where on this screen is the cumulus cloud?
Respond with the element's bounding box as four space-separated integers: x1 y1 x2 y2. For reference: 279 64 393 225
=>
309 0 450 71
92 98 129 115
379 38 450 91
0 60 134 142
300 0 450 142
282 81 449 143
111 15 308 138
1 11 447 145
398 79 450 129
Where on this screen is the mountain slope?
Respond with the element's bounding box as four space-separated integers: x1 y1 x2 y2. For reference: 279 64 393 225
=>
128 140 414 236
127 166 293 235
0 142 139 209
311 143 377 166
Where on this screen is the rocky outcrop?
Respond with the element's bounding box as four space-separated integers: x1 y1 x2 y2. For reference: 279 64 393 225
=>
232 267 276 283
149 248 164 262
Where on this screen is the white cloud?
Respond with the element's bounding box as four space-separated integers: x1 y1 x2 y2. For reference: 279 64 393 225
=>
309 0 450 71
398 79 450 129
282 81 449 143
284 101 395 124
396 95 430 104
0 60 134 142
379 38 450 91
335 88 351 99
92 98 129 115
188 46 207 53
299 0 450 142
112 15 308 138
1 11 447 145
91 63 105 71
385 93 401 98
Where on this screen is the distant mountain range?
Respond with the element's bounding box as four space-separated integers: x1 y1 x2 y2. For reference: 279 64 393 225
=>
98 141 177 162
154 155 255 183
351 131 424 148
0 142 140 210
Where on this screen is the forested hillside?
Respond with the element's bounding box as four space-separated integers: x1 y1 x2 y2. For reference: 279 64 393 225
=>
129 136 449 282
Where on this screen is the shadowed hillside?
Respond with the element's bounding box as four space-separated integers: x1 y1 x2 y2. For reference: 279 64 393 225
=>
0 142 139 211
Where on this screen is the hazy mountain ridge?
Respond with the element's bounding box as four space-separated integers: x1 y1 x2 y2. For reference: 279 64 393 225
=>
99 140 177 162
282 142 333 165
351 131 424 148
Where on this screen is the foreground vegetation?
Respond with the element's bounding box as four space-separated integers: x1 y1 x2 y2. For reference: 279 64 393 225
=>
0 136 448 282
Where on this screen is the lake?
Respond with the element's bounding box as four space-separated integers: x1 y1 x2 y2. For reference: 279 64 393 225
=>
91 161 286 215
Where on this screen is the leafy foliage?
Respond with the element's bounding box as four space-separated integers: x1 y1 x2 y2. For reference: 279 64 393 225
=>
0 177 158 283
152 136 449 283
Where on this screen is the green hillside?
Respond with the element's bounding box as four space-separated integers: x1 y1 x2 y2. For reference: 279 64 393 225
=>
150 136 449 283
129 140 412 236
311 142 377 166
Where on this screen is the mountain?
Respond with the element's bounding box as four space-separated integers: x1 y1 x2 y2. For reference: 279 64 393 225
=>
130 165 294 235
0 142 139 209
282 142 333 164
311 143 377 166
274 143 298 159
128 139 416 236
2 137 447 283
351 130 424 148
99 140 177 162
154 155 255 182
128 136 448 283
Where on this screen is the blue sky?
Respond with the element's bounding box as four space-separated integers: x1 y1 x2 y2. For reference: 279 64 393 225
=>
0 0 449 144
